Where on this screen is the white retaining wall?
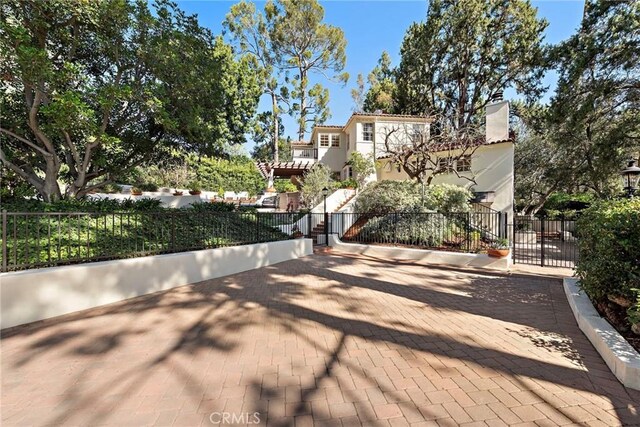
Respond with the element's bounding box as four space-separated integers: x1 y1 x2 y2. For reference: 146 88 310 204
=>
1 239 313 329
563 278 640 390
328 235 510 270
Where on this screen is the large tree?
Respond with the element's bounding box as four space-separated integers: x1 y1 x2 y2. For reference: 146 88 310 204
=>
269 0 348 140
0 0 260 201
224 1 287 162
394 0 547 128
363 51 397 113
546 0 639 197
514 1 640 213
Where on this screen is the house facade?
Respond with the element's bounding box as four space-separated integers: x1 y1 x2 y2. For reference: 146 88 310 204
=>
288 99 514 217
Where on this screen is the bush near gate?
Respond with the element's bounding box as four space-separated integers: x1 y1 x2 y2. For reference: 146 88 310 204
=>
576 198 640 331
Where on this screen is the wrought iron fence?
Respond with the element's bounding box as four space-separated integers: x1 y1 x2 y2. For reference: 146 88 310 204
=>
0 210 297 272
511 215 579 268
329 211 506 253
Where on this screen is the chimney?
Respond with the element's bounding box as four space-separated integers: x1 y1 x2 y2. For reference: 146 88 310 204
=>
485 96 509 143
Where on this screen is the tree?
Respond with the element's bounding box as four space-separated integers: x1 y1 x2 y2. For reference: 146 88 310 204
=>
514 1 640 213
363 51 397 113
0 0 260 201
224 1 288 162
350 74 365 112
347 152 374 189
546 0 640 197
394 0 547 128
270 0 349 140
378 116 484 185
300 163 335 208
249 111 290 161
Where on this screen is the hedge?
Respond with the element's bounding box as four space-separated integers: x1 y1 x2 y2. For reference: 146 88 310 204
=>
576 198 640 326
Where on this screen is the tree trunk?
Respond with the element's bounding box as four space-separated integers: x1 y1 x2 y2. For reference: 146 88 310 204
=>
272 92 279 163
41 159 63 202
297 70 307 141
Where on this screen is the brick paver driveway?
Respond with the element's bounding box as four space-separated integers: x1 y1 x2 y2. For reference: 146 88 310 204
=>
2 253 639 426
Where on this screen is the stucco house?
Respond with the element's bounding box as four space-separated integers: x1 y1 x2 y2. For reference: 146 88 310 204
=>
259 98 514 218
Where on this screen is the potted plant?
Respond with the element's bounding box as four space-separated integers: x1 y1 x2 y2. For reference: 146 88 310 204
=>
188 181 202 195
173 190 183 196
291 225 304 239
487 238 510 258
131 187 142 196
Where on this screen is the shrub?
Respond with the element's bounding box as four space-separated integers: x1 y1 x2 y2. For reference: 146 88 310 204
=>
423 183 472 213
301 163 336 208
188 201 236 212
576 198 640 325
354 181 471 214
138 182 158 192
355 180 421 214
348 152 375 189
338 178 358 189
274 179 297 193
102 183 123 194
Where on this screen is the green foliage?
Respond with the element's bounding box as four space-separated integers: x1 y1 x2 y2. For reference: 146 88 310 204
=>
1 200 291 270
0 0 261 201
338 179 358 189
576 199 640 311
187 201 236 212
489 238 509 250
138 183 159 192
394 0 547 123
188 156 264 196
363 51 397 113
348 152 375 189
355 181 421 214
355 181 471 214
539 192 594 219
101 183 123 194
269 0 348 139
300 163 336 208
274 179 297 193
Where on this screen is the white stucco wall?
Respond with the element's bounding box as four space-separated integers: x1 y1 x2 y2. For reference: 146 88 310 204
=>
1 239 313 329
315 131 346 173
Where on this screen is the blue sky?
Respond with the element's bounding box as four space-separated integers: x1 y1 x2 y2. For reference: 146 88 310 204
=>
175 0 585 149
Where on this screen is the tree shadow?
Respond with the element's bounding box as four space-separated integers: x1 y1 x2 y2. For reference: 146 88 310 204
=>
1 253 639 426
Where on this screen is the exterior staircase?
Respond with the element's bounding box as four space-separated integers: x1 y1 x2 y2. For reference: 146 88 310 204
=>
335 192 356 212
309 220 326 244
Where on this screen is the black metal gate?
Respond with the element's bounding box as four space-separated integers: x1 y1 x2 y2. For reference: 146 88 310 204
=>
511 216 579 268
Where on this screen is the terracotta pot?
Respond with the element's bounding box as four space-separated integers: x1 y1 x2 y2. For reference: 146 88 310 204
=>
131 192 142 196
488 248 509 258
173 191 183 196
293 233 304 239
189 190 201 195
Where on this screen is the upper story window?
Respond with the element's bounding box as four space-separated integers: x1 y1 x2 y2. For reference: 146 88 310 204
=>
362 123 374 141
456 155 471 172
320 134 330 147
331 134 340 147
346 133 350 150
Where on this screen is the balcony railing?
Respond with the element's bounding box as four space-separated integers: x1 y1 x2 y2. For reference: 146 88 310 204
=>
291 148 317 160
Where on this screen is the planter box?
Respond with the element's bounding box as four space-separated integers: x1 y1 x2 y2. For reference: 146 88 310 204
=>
515 230 537 244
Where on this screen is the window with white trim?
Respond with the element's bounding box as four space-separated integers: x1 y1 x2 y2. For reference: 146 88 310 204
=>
331 134 340 147
456 155 471 172
362 123 374 141
411 124 424 144
320 134 329 147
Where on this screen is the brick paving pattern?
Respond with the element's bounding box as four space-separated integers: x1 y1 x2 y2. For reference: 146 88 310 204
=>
2 252 639 426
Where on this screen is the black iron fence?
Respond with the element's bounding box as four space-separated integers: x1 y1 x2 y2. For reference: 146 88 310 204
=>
328 211 507 253
0 210 298 272
511 216 579 268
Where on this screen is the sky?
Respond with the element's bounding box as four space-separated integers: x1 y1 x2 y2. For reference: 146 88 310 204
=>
175 0 586 151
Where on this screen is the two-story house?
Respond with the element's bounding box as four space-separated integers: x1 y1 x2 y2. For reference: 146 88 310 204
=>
260 98 514 217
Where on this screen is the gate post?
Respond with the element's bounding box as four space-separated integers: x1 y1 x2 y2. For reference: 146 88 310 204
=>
540 217 545 267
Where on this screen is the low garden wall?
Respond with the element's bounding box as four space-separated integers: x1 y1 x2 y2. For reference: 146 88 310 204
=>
1 239 313 329
328 235 511 270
